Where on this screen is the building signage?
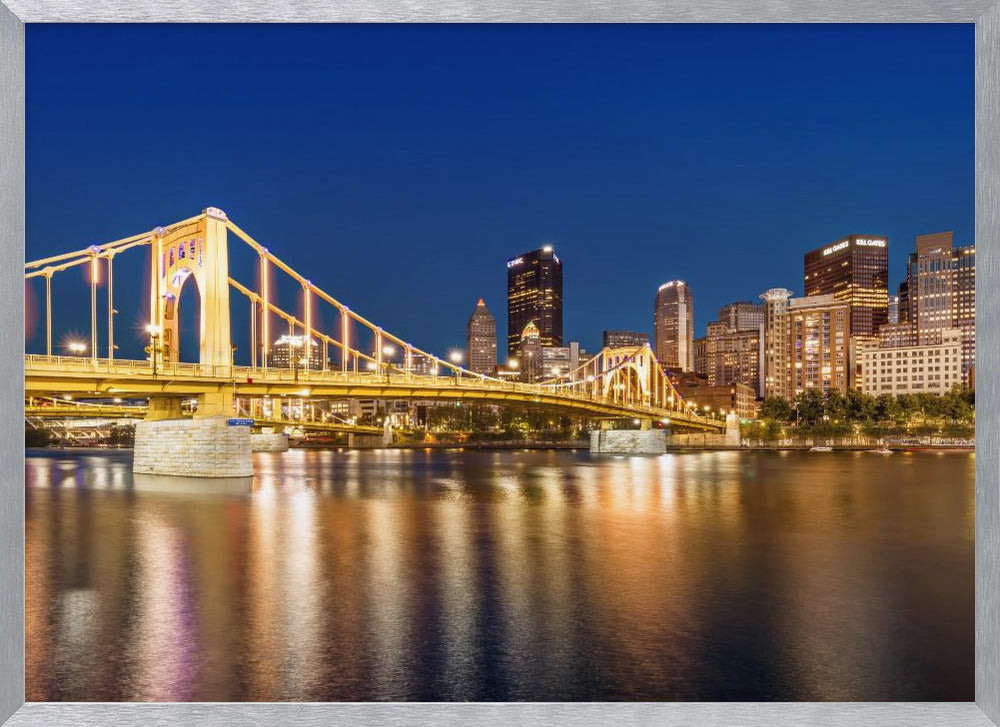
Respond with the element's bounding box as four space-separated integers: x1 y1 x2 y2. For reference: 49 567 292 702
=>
823 237 886 255
507 257 524 268
227 418 254 427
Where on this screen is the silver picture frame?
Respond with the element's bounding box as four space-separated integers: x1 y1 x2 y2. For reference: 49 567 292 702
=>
1 2 997 725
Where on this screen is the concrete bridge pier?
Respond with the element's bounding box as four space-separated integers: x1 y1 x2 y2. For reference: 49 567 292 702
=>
589 419 667 454
252 427 290 453
133 393 253 477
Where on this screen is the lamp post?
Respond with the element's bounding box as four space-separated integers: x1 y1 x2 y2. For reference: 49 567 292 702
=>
449 350 463 383
145 324 161 376
382 344 395 381
67 341 87 356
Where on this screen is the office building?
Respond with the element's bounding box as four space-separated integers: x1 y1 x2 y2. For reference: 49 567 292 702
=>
603 330 649 349
694 336 708 377
860 328 964 396
654 280 694 371
803 234 888 338
466 298 497 376
541 341 586 380
717 301 765 332
700 301 765 396
269 334 325 370
518 321 543 383
904 232 976 379
888 294 899 325
507 246 562 358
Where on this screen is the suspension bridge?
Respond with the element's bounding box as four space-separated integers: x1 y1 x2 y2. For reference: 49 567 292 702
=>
25 207 728 475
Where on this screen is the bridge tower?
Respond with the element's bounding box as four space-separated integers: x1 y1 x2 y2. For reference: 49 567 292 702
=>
151 207 232 368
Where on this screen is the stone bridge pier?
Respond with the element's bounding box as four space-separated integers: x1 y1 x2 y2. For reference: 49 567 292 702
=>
133 391 253 477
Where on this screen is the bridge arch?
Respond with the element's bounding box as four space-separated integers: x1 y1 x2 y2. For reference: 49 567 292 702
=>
151 208 231 367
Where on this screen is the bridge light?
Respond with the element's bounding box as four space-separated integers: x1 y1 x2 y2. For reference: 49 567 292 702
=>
67 341 87 355
113 397 122 404
449 350 463 364
145 323 161 335
661 418 670 425
508 359 519 370
382 344 396 356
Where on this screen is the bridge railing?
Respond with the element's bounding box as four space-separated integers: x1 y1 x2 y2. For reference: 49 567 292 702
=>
25 354 723 428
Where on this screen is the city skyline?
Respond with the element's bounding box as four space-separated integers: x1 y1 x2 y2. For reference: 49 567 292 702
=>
25 24 973 358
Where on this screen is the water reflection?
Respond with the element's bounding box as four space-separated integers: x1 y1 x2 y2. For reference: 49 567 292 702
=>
25 448 974 701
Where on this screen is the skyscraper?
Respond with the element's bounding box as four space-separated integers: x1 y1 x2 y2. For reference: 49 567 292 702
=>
904 232 976 377
507 246 563 359
888 294 900 325
603 330 650 349
466 298 497 376
803 234 888 338
702 301 765 396
654 281 694 371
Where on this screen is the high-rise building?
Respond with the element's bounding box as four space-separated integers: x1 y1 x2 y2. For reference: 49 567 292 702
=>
694 336 708 377
717 301 765 332
759 288 793 400
518 321 543 383
268 334 325 370
653 280 694 371
507 246 563 359
603 330 649 349
466 298 497 376
702 301 765 396
888 294 899 325
786 294 851 396
803 234 888 338
904 232 976 378
897 280 910 323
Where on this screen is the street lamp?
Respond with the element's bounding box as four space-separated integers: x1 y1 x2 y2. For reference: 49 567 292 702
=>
67 341 87 356
145 324 161 375
449 350 463 365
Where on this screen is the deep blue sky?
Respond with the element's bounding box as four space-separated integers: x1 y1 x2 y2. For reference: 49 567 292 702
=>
26 24 974 362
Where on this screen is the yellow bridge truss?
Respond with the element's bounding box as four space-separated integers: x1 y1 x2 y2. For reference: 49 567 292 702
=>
25 208 725 433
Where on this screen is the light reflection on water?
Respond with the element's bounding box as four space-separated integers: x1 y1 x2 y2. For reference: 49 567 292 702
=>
25 448 974 702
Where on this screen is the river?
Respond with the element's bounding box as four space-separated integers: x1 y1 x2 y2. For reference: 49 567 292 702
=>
25 448 974 702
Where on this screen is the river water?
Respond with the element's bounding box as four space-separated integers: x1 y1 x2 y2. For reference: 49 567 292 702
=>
25 448 974 702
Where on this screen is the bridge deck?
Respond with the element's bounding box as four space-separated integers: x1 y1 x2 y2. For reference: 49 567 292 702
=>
25 355 725 432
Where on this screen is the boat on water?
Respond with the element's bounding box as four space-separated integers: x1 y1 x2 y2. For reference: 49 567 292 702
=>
809 446 833 452
868 448 893 455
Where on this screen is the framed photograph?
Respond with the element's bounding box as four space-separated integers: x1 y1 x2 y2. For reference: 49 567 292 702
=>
2 3 998 727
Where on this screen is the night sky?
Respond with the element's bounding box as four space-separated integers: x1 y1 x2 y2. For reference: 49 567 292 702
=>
26 24 973 363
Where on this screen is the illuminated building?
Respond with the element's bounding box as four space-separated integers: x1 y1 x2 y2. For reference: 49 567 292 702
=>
653 280 694 371
787 294 851 395
903 232 975 379
466 298 497 376
541 341 586 380
702 301 764 396
717 301 765 331
506 246 562 358
861 328 964 396
803 234 888 338
897 280 910 323
759 288 793 400
694 336 708 376
518 321 543 383
268 334 325 370
603 330 649 349
888 294 899 325
670 373 758 421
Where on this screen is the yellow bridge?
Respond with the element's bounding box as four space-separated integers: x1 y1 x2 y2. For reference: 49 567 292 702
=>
25 207 724 434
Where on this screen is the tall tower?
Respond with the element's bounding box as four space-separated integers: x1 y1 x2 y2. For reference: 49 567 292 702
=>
466 298 497 376
507 246 563 359
905 232 976 378
653 281 694 371
803 234 888 338
759 287 793 400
